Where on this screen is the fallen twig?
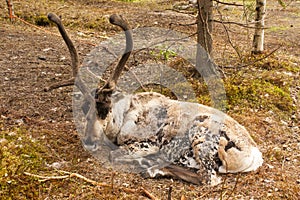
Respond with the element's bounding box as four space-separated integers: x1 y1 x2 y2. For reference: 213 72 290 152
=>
141 187 158 200
168 186 172 200
24 170 158 199
24 172 69 182
225 175 239 200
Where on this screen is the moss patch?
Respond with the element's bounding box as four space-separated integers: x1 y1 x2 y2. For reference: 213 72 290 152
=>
222 53 297 116
0 126 47 199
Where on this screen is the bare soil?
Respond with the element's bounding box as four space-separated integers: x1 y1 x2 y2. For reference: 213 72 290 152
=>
0 0 299 199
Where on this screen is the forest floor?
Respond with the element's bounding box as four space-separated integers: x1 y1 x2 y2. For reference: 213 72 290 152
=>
0 0 299 199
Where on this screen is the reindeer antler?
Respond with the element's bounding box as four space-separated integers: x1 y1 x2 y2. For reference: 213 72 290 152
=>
108 14 133 86
46 13 133 116
95 14 133 119
46 12 133 146
44 13 79 91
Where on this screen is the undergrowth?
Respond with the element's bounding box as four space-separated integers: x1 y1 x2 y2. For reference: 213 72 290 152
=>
168 52 297 120
0 125 47 199
224 53 297 116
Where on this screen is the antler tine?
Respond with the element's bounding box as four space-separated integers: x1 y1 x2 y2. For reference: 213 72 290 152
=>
44 13 79 91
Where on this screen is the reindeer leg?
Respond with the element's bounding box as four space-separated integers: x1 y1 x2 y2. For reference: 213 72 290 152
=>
160 165 204 185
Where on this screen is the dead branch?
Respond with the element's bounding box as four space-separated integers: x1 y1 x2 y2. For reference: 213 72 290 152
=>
215 9 242 60
237 46 281 68
133 32 197 57
213 20 258 29
213 0 244 7
126 65 147 92
140 187 158 200
198 191 212 198
166 8 196 16
44 77 75 92
169 21 197 28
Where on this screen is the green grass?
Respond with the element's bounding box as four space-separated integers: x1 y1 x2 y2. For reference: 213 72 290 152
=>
268 26 289 32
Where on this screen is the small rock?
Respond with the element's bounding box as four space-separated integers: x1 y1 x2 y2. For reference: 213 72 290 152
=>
264 117 273 124
189 0 197 4
0 138 8 146
38 55 46 60
59 56 66 61
122 183 129 187
8 131 16 136
266 164 274 169
281 120 288 125
15 119 24 125
264 179 274 183
77 32 86 37
43 48 53 52
46 162 65 169
1 115 8 119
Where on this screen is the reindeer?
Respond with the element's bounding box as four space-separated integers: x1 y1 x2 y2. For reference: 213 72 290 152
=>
46 13 263 185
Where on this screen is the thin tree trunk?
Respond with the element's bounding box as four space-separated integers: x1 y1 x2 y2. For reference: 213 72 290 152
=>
197 0 213 55
6 0 15 21
195 0 226 111
252 0 266 54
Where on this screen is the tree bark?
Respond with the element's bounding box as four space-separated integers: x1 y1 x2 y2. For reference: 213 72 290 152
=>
197 0 213 55
252 0 266 54
195 1 226 111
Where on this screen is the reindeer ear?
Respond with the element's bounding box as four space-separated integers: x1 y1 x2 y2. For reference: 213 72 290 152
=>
81 101 90 116
81 89 98 115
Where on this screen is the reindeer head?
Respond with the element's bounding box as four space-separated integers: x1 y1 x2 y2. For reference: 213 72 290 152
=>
47 13 133 152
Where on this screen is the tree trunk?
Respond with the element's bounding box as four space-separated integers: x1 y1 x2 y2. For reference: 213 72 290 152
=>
6 0 15 21
196 0 213 55
252 0 266 54
195 0 226 111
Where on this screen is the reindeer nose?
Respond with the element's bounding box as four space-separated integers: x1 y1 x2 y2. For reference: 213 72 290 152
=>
82 136 98 152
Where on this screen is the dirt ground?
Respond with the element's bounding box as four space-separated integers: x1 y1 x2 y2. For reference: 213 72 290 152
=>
0 0 299 199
